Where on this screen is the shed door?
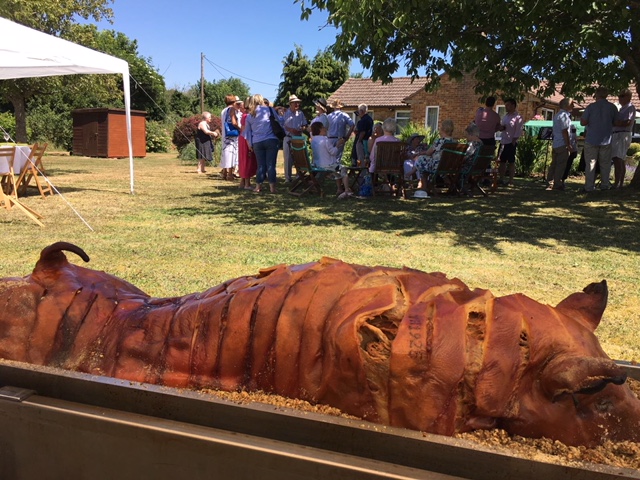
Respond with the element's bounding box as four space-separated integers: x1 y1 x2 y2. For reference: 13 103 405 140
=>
83 121 99 157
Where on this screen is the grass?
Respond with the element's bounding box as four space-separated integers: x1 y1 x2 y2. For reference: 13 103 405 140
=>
2 151 640 361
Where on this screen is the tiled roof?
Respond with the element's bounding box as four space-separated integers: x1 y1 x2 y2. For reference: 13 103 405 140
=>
574 84 639 111
330 76 639 112
328 77 425 108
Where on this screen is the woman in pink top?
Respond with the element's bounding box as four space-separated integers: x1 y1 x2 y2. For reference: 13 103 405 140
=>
369 118 399 173
474 96 501 147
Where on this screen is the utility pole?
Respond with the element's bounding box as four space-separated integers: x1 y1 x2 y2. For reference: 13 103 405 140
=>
200 53 205 114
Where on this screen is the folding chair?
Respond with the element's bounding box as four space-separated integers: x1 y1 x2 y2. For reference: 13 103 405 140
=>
429 143 468 195
372 141 407 197
0 145 44 226
464 144 499 196
16 143 52 198
0 145 20 198
288 136 333 197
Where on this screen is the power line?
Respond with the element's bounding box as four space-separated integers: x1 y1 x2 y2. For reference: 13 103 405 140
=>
203 56 280 87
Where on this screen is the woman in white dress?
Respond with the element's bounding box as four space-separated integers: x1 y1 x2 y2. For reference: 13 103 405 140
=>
220 95 242 180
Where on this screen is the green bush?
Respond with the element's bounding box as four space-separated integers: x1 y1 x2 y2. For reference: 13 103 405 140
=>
340 137 355 165
516 134 548 177
0 112 16 142
26 105 71 150
400 122 438 146
627 143 640 157
179 140 221 167
146 120 171 153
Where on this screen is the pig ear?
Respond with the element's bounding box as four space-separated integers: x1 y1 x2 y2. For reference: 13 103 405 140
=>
540 356 627 402
555 280 607 331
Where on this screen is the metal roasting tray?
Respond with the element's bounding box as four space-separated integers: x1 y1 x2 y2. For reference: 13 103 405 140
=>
0 359 638 480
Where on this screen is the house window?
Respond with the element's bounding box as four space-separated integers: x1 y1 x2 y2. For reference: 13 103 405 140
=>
425 106 439 133
395 110 411 134
541 108 554 120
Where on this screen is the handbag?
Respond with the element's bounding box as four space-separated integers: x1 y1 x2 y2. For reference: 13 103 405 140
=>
224 121 239 137
224 109 239 137
269 107 286 140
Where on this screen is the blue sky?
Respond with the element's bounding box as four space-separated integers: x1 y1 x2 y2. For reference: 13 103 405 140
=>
89 0 367 101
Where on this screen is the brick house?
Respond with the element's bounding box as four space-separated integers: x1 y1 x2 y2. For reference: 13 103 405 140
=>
329 74 566 137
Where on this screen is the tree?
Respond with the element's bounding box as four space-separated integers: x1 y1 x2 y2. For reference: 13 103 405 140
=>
0 0 114 142
193 78 251 116
71 24 168 121
276 46 349 118
297 0 640 101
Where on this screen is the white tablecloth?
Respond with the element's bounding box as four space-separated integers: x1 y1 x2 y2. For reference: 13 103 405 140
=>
0 144 32 174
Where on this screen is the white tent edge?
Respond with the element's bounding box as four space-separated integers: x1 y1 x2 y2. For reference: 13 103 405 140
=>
0 17 135 194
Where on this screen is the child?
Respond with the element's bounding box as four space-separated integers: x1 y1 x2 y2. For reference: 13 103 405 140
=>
309 121 353 199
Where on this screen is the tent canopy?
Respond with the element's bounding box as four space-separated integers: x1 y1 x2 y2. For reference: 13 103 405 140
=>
524 120 586 139
0 17 135 193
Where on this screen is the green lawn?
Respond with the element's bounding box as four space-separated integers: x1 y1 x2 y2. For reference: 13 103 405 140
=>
3 152 640 361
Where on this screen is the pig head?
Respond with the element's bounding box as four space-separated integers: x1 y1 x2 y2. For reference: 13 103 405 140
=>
0 242 638 448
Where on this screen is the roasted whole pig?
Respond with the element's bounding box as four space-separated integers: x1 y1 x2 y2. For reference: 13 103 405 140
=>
1 242 639 447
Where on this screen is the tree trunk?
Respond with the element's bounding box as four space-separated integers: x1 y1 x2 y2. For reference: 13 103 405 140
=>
8 93 28 143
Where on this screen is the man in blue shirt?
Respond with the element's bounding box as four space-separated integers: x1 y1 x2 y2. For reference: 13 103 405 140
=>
580 86 618 191
327 98 355 161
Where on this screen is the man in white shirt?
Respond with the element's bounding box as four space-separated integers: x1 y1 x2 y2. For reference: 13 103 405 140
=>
546 98 575 191
611 88 637 189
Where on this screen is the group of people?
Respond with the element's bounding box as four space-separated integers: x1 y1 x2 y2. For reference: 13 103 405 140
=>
195 93 374 197
545 86 636 192
475 88 637 192
195 85 636 197
474 96 523 186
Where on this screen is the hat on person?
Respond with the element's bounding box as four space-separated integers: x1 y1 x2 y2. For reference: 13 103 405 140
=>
289 94 302 103
313 98 328 110
407 133 425 144
328 98 344 109
234 96 242 103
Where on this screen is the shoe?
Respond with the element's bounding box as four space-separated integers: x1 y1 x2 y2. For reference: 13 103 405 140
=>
337 191 351 200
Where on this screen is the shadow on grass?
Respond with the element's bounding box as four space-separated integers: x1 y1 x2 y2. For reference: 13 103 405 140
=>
168 177 640 254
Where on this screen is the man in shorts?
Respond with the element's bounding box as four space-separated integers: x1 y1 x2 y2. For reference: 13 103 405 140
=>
611 88 636 189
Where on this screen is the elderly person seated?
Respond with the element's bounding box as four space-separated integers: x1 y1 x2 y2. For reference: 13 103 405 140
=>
309 121 353 199
461 123 483 173
404 132 428 181
369 118 400 174
410 119 455 194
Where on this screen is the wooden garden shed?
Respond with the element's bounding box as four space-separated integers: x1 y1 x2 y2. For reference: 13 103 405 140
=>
72 108 147 158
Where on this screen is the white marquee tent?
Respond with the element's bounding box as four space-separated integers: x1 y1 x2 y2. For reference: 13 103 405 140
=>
0 17 135 193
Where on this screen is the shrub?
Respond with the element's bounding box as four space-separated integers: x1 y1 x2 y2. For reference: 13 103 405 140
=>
26 105 71 150
340 137 355 165
627 143 640 157
172 114 221 150
516 134 547 177
146 120 171 153
178 142 196 161
400 122 438 146
178 139 221 167
0 112 16 142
